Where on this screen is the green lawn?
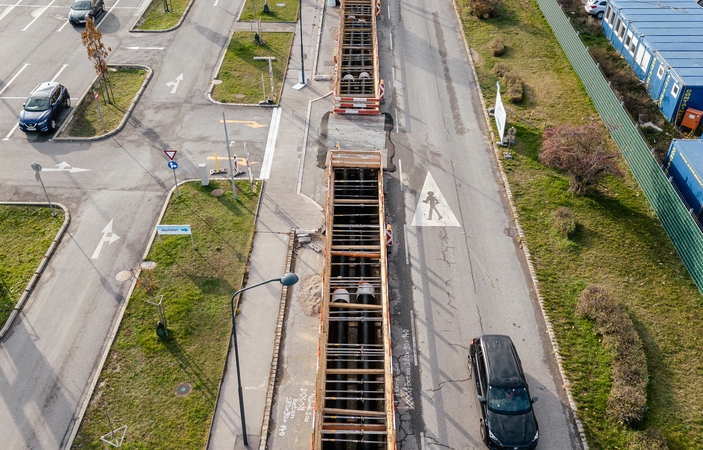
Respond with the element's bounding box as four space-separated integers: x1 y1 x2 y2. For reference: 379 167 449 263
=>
136 0 190 30
212 32 294 104
72 181 261 449
457 0 703 448
239 0 299 22
0 206 64 328
64 68 146 138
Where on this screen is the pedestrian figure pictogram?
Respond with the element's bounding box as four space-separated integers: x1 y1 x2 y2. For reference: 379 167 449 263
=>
411 172 460 227
423 191 443 220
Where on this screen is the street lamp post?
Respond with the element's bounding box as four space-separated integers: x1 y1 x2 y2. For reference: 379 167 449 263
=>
229 272 299 447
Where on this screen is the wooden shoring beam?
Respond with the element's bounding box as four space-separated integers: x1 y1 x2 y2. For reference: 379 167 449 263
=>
323 407 386 417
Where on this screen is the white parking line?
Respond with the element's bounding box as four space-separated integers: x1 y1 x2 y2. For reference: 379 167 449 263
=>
0 63 29 96
51 64 68 82
57 18 70 32
260 107 281 180
21 0 55 31
0 0 23 23
3 123 19 141
97 0 122 28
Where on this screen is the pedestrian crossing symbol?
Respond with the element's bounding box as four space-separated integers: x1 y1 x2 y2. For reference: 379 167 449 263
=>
411 172 460 227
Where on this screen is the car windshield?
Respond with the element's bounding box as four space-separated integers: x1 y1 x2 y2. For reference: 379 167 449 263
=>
487 386 531 413
24 97 51 112
72 1 91 10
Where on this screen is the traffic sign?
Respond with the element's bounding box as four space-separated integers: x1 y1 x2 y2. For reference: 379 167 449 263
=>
164 149 177 160
168 161 179 170
94 91 99 100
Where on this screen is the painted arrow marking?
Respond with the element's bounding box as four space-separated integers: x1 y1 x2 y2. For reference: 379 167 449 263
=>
40 162 90 173
219 119 268 129
166 74 183 94
124 47 165 50
91 219 120 259
206 156 259 166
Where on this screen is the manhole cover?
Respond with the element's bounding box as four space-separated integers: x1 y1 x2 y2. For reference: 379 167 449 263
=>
211 189 224 197
115 270 133 282
175 382 192 397
141 261 157 270
504 227 518 237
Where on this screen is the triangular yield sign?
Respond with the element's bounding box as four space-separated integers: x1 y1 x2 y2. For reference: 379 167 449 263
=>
164 149 177 160
411 172 461 227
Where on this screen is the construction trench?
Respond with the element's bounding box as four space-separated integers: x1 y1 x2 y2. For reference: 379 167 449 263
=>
311 151 395 449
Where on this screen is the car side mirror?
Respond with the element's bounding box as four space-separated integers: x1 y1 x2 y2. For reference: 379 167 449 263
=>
477 395 485 403
531 397 538 403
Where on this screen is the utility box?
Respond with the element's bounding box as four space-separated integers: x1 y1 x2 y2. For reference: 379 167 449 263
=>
681 108 703 131
199 163 209 186
664 139 703 219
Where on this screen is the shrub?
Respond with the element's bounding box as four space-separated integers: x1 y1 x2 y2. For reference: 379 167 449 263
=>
627 428 669 450
553 207 576 238
494 62 509 77
504 73 524 103
468 0 503 19
577 285 649 424
539 123 623 195
488 38 505 56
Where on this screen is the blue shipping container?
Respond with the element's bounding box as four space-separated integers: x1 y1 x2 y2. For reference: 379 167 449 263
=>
664 139 703 219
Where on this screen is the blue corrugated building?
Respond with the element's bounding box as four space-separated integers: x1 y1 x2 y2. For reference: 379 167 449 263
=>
601 0 703 125
664 139 703 219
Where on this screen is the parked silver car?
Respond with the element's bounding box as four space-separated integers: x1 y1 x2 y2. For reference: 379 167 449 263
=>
584 0 606 19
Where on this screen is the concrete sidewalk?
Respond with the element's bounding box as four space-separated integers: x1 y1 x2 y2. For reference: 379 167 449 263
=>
207 0 338 448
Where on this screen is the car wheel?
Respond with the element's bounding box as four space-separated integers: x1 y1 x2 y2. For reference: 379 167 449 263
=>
64 97 71 108
467 358 472 379
50 119 57 131
479 420 486 442
596 11 604 19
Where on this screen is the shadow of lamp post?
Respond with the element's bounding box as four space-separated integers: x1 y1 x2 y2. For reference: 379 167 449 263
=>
230 272 299 447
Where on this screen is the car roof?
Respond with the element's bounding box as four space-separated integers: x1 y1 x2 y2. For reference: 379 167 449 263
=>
480 335 524 386
30 82 60 98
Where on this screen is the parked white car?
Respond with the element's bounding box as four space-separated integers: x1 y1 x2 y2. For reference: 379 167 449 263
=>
584 0 607 19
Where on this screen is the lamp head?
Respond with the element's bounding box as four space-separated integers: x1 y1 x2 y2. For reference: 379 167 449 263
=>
279 272 299 286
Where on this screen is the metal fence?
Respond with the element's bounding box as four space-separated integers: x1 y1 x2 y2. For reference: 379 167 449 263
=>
535 0 703 293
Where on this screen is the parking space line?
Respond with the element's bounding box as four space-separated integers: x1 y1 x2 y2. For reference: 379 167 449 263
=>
97 0 122 28
0 63 30 96
0 0 23 23
51 64 68 82
22 0 55 31
3 123 19 141
57 18 70 32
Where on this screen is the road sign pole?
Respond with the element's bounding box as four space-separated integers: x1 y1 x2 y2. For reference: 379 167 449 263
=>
172 168 179 196
31 163 56 217
222 111 237 200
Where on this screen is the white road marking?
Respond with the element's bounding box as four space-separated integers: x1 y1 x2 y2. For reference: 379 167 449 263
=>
40 162 90 172
387 4 390 19
398 158 403 190
165 73 183 93
3 123 19 140
96 0 122 28
213 0 218 5
124 46 165 50
91 219 120 259
56 18 70 31
403 224 409 265
260 107 281 180
410 309 418 366
411 172 460 227
389 33 393 51
0 63 29 96
0 0 23 23
51 64 68 82
21 0 55 31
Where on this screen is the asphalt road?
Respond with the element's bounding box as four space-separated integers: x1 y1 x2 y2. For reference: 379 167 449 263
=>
0 1 275 448
379 0 583 448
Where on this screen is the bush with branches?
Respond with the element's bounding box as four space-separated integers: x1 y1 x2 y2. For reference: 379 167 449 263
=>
539 123 622 195
488 38 506 56
577 285 649 424
553 206 576 238
468 0 503 19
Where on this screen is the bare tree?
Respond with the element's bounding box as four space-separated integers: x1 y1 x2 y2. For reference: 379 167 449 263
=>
81 17 113 103
539 123 622 195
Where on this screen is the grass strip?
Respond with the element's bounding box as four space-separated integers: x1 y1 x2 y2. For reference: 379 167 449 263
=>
239 0 299 22
64 68 146 138
72 181 261 449
0 206 64 327
212 31 294 104
457 1 703 448
136 0 190 30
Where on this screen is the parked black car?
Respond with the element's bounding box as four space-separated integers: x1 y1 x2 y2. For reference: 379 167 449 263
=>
469 335 539 450
19 82 71 133
68 0 104 25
